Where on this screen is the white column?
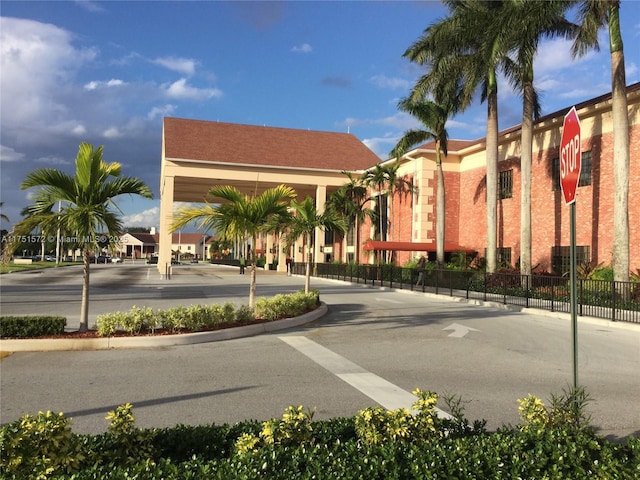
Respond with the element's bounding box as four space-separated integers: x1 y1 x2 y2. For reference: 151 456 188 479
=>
158 175 174 275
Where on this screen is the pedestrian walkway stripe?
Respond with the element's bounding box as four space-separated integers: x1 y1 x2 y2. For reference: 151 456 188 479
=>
279 336 451 418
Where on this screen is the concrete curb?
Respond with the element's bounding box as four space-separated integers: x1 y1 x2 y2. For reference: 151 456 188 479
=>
0 303 328 352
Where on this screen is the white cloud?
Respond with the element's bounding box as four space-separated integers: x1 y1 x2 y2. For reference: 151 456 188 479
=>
152 56 198 76
103 127 121 138
362 136 398 159
0 17 97 128
164 78 223 100
369 74 411 91
0 145 26 162
122 206 160 228
147 104 177 120
71 124 87 135
35 155 70 166
84 79 125 90
291 43 312 53
75 1 105 13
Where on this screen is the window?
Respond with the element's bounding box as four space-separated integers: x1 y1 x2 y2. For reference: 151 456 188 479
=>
497 247 512 266
578 150 592 187
498 170 513 199
484 247 512 267
551 245 590 276
324 229 333 245
552 150 592 190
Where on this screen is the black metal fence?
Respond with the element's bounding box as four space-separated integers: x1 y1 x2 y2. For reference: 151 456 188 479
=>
292 263 640 324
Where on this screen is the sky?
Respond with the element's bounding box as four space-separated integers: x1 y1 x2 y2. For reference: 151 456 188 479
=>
1 0 639 232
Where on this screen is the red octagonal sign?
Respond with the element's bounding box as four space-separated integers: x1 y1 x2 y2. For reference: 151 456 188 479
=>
560 106 582 205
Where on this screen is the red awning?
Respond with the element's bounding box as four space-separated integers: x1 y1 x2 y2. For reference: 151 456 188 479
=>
362 240 475 253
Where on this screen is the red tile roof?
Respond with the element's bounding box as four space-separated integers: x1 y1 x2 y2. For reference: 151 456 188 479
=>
164 117 382 171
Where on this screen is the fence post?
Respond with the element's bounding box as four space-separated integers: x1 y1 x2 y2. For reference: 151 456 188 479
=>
611 280 616 322
525 274 530 308
503 274 507 304
483 271 487 301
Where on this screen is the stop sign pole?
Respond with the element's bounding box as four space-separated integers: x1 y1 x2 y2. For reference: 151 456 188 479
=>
560 106 582 390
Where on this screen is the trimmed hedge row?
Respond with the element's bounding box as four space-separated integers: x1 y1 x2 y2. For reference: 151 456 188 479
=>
95 290 320 336
1 389 638 479
0 316 66 339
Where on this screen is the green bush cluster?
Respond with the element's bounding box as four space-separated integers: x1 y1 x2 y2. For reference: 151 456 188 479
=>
0 315 66 339
95 291 319 336
254 290 319 321
2 387 638 479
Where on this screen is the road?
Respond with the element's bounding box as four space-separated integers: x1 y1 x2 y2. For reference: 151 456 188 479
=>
1 263 639 441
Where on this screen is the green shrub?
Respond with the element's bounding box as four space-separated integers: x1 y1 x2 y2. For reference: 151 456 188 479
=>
0 410 84 478
96 311 129 336
234 305 254 323
0 315 66 338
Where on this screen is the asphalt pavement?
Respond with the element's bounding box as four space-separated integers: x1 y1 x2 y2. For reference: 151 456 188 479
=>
1 263 639 441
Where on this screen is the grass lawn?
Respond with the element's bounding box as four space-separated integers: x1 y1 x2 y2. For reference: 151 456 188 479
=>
0 261 81 274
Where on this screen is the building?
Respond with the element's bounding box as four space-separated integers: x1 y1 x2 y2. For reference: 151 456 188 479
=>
158 83 639 274
386 82 640 273
158 118 382 272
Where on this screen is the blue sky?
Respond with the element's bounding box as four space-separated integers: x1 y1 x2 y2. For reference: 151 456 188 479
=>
1 0 639 231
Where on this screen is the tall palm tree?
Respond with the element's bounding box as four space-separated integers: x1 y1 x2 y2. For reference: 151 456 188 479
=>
383 161 416 249
16 142 153 331
171 184 296 307
362 164 390 263
500 0 574 276
325 172 372 264
404 0 512 273
391 96 452 267
282 196 347 293
571 0 629 282
361 162 414 264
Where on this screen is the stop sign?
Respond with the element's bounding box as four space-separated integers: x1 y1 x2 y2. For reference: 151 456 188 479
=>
560 106 582 205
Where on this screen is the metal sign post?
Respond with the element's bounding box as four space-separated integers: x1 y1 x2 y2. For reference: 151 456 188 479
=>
560 106 582 390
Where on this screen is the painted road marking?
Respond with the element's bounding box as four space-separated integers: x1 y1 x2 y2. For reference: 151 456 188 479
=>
442 323 480 338
279 335 451 418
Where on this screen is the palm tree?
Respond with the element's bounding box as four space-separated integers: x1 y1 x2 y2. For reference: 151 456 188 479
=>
571 0 629 282
325 172 372 264
391 96 452 267
362 164 389 261
282 196 347 293
171 184 296 307
16 142 153 331
404 0 512 273
361 162 414 264
382 161 416 249
493 1 574 276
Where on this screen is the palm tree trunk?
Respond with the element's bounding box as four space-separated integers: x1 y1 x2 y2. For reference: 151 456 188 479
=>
80 249 90 332
249 235 257 308
520 79 534 276
486 90 499 273
610 7 629 283
436 145 445 267
305 238 312 293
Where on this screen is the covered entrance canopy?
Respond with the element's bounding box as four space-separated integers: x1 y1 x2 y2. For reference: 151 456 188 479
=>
159 117 382 273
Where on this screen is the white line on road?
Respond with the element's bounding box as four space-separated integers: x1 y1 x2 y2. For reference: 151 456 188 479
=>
279 335 451 418
375 298 402 304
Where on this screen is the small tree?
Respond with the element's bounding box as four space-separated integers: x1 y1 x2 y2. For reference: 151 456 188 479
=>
16 143 153 331
282 196 347 293
171 184 296 307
